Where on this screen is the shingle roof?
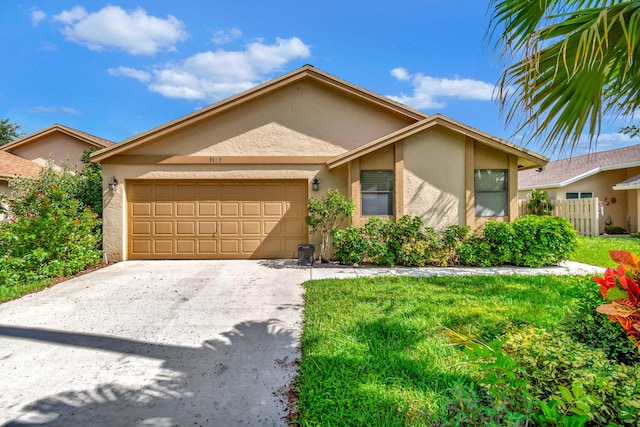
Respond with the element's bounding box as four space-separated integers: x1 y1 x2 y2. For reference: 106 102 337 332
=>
0 151 42 180
519 143 640 189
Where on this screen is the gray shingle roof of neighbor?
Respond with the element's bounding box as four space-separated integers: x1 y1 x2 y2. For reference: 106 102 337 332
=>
612 173 640 190
519 143 640 190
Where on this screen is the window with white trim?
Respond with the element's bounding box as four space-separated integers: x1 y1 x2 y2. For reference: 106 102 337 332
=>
475 169 508 217
361 170 394 216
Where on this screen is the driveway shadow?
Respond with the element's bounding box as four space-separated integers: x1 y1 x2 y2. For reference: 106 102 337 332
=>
0 320 297 426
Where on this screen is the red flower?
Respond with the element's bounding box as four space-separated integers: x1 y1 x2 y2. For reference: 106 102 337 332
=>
51 184 57 189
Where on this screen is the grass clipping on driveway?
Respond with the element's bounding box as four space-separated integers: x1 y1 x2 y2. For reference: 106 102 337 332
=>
296 275 581 426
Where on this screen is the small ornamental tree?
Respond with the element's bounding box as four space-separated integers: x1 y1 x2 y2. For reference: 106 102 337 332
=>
592 251 640 353
526 189 553 216
306 189 355 263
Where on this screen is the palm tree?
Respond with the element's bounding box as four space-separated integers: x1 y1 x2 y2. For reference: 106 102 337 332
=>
489 0 640 155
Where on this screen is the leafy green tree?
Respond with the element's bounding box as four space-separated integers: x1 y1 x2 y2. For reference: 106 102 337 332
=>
306 189 355 262
0 118 24 146
489 0 640 154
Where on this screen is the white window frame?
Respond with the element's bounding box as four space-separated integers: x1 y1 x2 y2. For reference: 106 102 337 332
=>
361 170 394 216
474 169 508 217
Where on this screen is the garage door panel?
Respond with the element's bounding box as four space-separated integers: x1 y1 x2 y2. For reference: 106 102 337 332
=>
219 221 239 235
284 220 305 236
242 202 261 216
198 240 217 254
132 203 151 216
242 221 261 235
220 202 239 216
154 222 173 235
198 221 217 236
154 203 173 216
242 240 261 253
176 240 195 254
176 221 195 235
127 180 307 259
154 185 175 200
176 202 195 216
199 202 217 216
154 240 173 254
131 240 151 254
264 202 283 216
219 240 239 254
176 184 197 199
132 221 151 235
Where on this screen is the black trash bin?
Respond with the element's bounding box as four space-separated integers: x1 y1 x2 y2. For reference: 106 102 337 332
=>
298 244 316 266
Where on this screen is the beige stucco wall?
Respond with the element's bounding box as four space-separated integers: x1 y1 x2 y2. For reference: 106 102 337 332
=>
125 80 416 158
403 127 466 230
10 134 92 169
519 167 640 233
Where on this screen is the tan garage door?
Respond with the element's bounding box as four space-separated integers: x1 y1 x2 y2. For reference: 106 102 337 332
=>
127 180 308 259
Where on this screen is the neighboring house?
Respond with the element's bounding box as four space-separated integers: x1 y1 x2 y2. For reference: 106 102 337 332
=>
519 144 640 233
0 151 42 196
92 65 547 262
1 124 113 170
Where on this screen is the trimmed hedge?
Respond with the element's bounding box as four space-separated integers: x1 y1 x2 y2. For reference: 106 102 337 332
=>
332 215 577 268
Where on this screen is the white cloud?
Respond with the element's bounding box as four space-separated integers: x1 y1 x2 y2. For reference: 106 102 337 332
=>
53 5 187 55
388 68 495 109
108 67 151 82
576 132 640 154
30 9 47 27
390 67 410 81
53 6 87 25
111 37 311 101
31 106 81 115
212 28 242 45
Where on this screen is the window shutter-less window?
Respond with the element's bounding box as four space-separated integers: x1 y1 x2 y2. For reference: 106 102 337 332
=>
361 170 394 216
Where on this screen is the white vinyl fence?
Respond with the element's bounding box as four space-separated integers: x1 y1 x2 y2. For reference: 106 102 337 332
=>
518 198 600 237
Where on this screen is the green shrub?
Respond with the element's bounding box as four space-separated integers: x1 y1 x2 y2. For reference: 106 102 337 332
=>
458 234 494 267
605 225 628 235
511 215 577 267
443 327 639 426
332 226 367 265
362 217 395 265
563 279 640 365
1 169 102 288
505 327 640 426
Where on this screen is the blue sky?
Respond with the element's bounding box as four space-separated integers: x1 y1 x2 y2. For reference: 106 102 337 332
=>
1 1 638 159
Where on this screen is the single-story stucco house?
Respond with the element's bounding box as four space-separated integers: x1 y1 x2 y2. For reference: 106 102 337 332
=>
519 144 640 233
1 123 113 169
91 65 548 262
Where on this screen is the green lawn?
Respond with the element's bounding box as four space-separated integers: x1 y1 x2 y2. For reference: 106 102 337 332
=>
570 235 640 267
296 274 587 426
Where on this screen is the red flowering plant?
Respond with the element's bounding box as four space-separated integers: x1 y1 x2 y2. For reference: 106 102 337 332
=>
592 251 640 351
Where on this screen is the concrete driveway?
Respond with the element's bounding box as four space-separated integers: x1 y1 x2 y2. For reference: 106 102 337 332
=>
0 260 310 427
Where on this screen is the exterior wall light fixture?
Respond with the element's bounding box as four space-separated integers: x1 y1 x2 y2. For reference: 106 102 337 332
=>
311 177 319 192
108 176 118 192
